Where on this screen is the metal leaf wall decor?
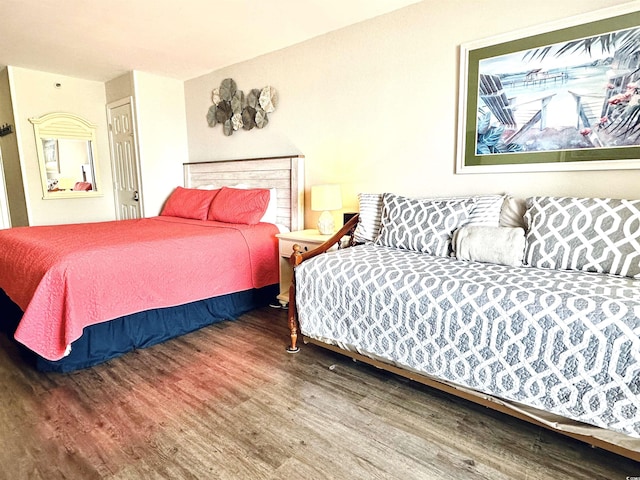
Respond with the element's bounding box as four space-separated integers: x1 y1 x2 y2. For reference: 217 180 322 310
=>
206 78 278 136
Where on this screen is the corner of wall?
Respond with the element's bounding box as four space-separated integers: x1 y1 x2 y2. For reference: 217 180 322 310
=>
105 72 134 104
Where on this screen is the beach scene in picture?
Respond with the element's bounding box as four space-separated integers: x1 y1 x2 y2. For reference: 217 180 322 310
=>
476 26 640 155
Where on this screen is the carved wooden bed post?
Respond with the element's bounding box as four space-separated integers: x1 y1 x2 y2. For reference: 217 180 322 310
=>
286 244 304 353
285 214 360 353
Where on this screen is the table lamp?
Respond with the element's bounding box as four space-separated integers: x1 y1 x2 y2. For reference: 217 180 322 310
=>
311 184 342 235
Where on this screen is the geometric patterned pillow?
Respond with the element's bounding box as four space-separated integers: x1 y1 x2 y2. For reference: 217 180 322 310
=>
423 194 504 227
375 193 476 257
353 193 383 244
524 196 640 278
354 193 502 244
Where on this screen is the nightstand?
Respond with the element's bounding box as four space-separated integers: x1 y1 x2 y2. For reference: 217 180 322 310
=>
276 229 340 305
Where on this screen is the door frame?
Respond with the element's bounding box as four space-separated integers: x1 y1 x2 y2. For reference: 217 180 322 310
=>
106 96 144 219
0 146 11 228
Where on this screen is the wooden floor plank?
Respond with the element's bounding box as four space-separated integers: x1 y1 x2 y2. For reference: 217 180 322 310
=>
0 306 637 479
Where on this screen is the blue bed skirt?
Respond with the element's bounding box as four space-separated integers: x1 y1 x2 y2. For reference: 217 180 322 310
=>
0 285 277 373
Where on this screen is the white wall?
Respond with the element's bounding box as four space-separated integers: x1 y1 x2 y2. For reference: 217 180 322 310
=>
3 68 188 225
9 67 116 225
184 0 640 229
132 71 189 216
105 72 134 105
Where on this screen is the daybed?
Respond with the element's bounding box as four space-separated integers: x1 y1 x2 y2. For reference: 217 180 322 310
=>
0 155 304 372
287 192 640 461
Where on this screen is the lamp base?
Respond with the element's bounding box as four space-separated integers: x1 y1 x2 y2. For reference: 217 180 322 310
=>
317 210 335 235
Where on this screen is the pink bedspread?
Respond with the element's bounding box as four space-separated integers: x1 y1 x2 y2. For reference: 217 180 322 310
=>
0 217 279 360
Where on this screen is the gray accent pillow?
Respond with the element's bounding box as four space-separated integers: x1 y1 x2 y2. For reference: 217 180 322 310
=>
499 195 527 229
453 226 525 267
375 193 475 257
524 196 640 278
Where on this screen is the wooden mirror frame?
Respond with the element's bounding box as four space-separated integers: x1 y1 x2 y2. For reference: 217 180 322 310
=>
29 112 102 199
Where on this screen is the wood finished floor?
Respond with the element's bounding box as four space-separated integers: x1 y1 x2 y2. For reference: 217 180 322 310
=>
0 306 637 479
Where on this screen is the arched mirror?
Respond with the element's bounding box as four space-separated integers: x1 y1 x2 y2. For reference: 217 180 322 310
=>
29 112 101 199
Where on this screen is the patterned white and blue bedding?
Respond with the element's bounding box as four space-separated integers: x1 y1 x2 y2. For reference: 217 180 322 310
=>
295 244 640 438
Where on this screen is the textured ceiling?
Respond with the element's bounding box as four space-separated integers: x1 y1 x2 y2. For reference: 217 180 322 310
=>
0 0 422 82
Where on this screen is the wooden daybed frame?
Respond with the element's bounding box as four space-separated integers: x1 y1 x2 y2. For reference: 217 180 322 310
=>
285 213 640 462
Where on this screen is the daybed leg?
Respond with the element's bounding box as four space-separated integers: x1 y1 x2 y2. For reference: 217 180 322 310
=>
287 279 300 353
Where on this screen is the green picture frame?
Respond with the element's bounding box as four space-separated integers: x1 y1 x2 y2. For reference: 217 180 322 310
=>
456 4 640 173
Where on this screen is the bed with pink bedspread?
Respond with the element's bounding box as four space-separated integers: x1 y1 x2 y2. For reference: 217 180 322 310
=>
0 216 278 363
0 156 304 371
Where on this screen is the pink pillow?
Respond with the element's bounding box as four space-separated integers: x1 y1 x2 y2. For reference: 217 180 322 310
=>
161 187 219 220
208 187 270 224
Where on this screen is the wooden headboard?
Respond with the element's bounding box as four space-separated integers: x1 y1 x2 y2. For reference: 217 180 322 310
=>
183 155 305 231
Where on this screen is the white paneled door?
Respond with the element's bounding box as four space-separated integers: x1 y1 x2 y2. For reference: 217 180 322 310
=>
107 98 142 220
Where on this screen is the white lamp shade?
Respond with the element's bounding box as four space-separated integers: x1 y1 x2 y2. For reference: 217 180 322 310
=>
311 184 342 234
311 184 342 211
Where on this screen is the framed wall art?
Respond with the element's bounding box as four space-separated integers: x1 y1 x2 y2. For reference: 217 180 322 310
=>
456 3 640 173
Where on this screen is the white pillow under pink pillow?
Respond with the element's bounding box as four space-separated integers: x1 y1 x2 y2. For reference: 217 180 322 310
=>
230 184 278 224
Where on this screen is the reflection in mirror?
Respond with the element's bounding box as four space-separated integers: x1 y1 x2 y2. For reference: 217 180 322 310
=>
29 112 101 199
42 139 95 192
